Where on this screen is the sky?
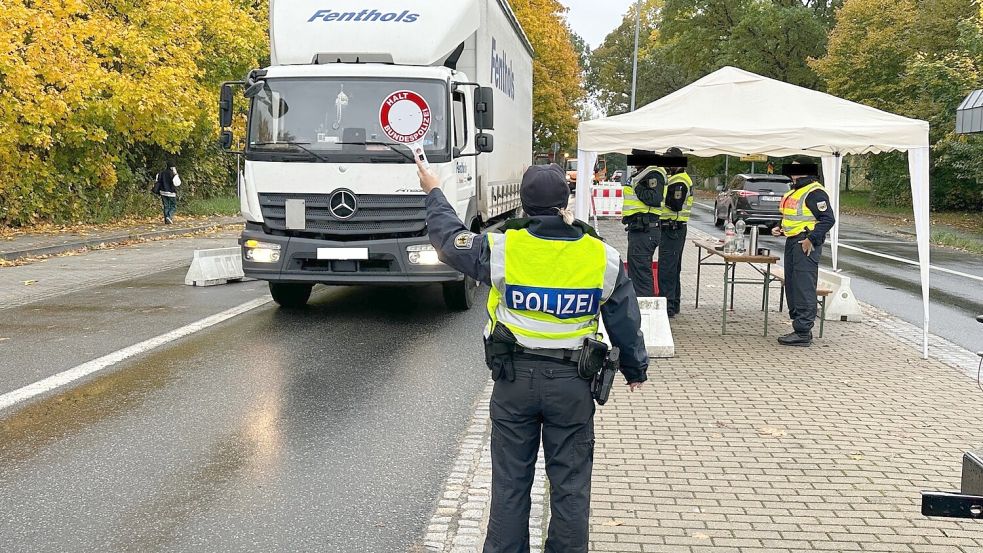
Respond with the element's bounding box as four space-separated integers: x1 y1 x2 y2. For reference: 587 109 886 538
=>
561 0 636 49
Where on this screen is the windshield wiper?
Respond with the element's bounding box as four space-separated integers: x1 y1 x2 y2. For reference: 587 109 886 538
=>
250 141 331 163
335 141 416 163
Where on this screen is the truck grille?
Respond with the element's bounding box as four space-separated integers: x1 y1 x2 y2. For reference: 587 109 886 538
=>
258 193 427 238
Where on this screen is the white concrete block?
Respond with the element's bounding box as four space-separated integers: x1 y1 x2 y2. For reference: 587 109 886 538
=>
637 296 675 358
819 268 863 322
184 247 244 287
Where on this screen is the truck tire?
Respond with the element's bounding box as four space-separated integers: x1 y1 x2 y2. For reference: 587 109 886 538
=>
269 282 313 308
443 275 478 311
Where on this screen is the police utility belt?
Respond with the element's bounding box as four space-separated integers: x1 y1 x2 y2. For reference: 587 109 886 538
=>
485 326 619 406
660 219 686 229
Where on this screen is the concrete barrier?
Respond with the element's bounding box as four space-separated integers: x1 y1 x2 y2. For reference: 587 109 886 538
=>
819 268 863 322
184 247 244 287
637 297 675 358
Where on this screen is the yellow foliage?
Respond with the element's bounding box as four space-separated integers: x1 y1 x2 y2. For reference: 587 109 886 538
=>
0 0 266 225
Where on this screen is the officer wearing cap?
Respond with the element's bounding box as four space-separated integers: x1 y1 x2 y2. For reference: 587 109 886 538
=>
416 159 649 553
772 161 836 346
623 150 666 298
655 148 693 318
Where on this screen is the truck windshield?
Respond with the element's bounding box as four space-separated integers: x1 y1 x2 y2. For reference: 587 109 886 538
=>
247 78 449 162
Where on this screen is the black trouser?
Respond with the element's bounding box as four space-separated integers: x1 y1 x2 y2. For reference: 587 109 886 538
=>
627 224 660 298
784 234 822 335
484 355 595 553
657 223 687 315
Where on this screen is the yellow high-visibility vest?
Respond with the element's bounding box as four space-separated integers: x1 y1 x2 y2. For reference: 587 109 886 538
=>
622 166 666 217
657 172 694 222
486 229 621 350
780 182 825 236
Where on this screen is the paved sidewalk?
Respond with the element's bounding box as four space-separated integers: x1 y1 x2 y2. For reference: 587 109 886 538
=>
0 216 241 261
589 221 983 552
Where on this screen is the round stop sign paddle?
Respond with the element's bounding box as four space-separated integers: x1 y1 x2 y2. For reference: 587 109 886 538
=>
380 90 432 168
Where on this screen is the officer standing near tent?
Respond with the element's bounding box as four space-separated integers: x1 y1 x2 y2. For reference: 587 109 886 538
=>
622 150 666 297
772 162 836 346
656 148 693 318
415 159 649 553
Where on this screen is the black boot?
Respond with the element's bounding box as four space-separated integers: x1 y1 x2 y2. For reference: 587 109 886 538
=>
778 332 813 347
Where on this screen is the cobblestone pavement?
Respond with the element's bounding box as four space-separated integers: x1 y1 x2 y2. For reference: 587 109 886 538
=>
590 221 983 552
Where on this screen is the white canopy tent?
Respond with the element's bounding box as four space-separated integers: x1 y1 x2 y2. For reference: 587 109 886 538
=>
575 67 933 357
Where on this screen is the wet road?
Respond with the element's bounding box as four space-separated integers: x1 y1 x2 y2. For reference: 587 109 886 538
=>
0 279 490 552
688 203 983 352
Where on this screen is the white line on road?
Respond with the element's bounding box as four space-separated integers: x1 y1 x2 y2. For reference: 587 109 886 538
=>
0 296 272 413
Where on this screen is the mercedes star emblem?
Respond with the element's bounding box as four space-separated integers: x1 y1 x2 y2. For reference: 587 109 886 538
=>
329 189 358 220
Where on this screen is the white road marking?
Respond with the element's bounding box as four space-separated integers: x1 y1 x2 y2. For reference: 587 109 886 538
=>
0 297 272 412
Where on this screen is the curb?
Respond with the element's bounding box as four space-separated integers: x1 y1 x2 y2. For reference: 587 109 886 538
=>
0 222 243 262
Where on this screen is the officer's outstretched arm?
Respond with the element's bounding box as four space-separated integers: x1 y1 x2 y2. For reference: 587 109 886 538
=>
600 263 649 384
423 188 492 286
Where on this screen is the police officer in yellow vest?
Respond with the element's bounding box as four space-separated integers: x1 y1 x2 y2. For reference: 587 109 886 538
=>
623 150 666 297
771 162 836 346
416 160 649 553
655 147 693 318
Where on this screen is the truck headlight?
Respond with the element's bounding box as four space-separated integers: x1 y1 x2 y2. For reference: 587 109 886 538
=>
406 244 442 265
244 240 281 263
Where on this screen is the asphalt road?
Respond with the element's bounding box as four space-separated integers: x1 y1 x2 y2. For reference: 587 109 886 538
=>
688 202 983 352
0 276 490 552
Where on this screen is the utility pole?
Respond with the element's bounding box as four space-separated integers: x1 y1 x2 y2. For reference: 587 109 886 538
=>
630 0 641 112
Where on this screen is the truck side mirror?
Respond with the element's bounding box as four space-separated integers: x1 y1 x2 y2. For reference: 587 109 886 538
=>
475 87 495 130
244 80 266 99
220 85 234 128
476 132 494 154
219 130 234 150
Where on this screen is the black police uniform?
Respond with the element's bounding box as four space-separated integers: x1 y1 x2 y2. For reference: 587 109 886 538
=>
657 171 689 317
784 176 836 337
625 172 664 298
424 188 649 553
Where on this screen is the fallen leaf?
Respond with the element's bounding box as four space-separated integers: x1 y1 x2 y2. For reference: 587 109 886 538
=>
602 519 624 526
0 337 9 342
757 426 785 438
692 532 710 540
850 452 865 461
23 280 38 286
715 421 728 427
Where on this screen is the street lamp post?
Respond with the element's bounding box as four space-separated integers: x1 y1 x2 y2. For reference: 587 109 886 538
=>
630 0 641 112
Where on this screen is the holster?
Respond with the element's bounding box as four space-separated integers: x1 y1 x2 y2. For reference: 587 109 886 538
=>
484 324 516 382
591 347 620 406
577 338 608 380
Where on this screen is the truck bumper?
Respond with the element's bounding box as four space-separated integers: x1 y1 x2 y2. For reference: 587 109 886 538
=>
239 228 463 285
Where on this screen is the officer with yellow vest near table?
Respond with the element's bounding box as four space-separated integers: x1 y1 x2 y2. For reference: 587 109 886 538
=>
623 150 667 298
655 148 693 318
771 162 836 346
415 160 649 553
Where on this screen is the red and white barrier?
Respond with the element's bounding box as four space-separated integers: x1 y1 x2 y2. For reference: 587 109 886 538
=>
590 183 623 218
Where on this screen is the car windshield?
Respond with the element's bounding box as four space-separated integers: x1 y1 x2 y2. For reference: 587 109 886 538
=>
248 78 449 162
566 160 578 171
745 180 790 193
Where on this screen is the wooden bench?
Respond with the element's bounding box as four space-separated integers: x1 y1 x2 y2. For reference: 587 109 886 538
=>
769 267 833 338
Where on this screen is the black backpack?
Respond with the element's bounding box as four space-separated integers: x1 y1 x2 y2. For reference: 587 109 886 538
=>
664 180 689 212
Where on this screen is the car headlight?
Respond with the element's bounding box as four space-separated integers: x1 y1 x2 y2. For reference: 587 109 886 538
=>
244 240 281 263
406 244 442 265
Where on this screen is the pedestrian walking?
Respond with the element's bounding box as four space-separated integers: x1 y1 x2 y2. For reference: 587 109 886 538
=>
153 161 181 224
622 150 666 297
772 161 836 346
655 148 693 318
416 159 649 553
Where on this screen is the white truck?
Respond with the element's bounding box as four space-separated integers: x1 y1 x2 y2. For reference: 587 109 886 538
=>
219 0 533 310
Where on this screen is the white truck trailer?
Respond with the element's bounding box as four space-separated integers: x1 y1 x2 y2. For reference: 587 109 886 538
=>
219 0 533 310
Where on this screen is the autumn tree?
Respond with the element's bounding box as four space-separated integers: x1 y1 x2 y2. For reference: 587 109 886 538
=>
510 0 585 152
0 0 266 225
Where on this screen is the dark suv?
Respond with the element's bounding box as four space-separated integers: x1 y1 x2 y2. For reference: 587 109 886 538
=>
713 173 792 227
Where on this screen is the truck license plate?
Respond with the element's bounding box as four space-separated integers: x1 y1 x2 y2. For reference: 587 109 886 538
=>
317 248 369 260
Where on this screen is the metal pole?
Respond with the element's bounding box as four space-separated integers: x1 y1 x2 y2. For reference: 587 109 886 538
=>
630 0 641 112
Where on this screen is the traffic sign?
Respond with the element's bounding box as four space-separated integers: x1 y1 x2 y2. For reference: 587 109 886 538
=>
380 90 432 168
740 154 768 162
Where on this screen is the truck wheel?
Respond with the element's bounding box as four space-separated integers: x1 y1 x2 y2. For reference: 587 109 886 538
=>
443 276 478 311
269 282 313 308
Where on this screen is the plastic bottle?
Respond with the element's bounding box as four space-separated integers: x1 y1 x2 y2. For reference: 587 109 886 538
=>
723 221 737 253
735 219 747 253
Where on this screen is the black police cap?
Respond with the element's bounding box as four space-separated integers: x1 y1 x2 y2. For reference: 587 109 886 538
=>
520 164 569 214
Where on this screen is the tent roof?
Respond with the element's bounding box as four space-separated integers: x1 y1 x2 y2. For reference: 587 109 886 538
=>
578 66 929 157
